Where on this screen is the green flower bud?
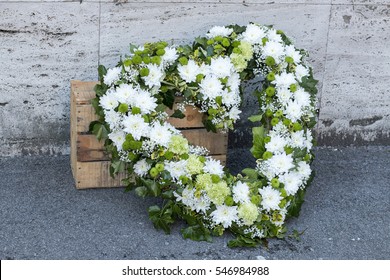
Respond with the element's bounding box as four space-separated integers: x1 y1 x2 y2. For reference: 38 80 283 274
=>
284 146 294 155
139 68 150 77
132 55 142 64
290 84 297 92
164 151 174 160
149 167 159 178
123 59 133 67
224 196 234 206
127 152 138 162
155 163 164 172
132 107 141 115
122 141 132 151
142 56 151 64
206 39 214 45
211 174 220 183
293 122 302 131
198 156 206 163
267 72 275 81
232 41 240 47
279 199 287 208
222 38 230 47
264 136 271 143
271 117 279 126
125 134 134 141
283 118 291 126
129 140 142 150
265 56 275 67
156 49 165 56
143 115 150 123
266 86 276 97
178 57 188 65
151 56 161 65
275 110 283 118
265 109 274 118
304 154 312 162
262 151 273 160
179 175 189 184
262 37 268 46
196 74 204 83
271 178 280 188
118 103 129 113
251 195 261 205
285 56 294 64
214 36 223 42
232 47 241 54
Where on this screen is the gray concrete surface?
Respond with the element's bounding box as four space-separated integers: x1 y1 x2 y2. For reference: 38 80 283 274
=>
1 146 389 260
1 1 390 156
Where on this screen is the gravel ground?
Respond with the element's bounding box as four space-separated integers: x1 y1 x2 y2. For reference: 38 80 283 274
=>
0 146 389 260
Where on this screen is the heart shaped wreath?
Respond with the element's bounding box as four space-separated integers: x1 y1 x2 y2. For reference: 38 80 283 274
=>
91 23 318 247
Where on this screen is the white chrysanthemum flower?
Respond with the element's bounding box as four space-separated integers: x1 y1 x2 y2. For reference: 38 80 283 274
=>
233 181 251 203
295 64 309 82
115 83 137 104
175 187 195 208
268 152 294 175
149 122 173 147
294 88 311 108
265 135 287 154
134 159 151 177
228 106 242 121
279 172 302 196
262 41 284 62
285 45 302 63
143 64 164 88
273 72 296 88
276 87 292 105
203 158 224 177
242 24 265 44
222 90 240 107
207 26 233 38
103 67 121 86
211 205 238 228
122 114 149 140
267 29 283 42
210 57 234 78
285 100 303 122
99 92 119 111
165 160 188 181
199 75 223 100
305 130 313 150
259 186 282 211
297 161 311 181
133 90 157 114
178 60 200 83
104 110 122 129
227 72 241 93
108 130 126 151
193 192 211 213
162 46 179 66
290 130 306 149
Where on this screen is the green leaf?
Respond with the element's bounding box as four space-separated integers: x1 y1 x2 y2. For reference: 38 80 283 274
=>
203 119 217 133
286 188 306 218
91 122 109 141
148 181 161 197
97 65 107 83
135 186 148 198
248 114 263 123
170 109 185 119
228 235 259 248
242 168 258 179
111 160 125 175
250 126 265 159
162 91 175 109
148 205 174 234
181 225 212 242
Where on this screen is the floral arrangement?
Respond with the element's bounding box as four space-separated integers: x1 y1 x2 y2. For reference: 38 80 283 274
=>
91 23 318 247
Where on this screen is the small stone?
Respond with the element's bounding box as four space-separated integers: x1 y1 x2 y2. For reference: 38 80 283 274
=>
256 255 266 260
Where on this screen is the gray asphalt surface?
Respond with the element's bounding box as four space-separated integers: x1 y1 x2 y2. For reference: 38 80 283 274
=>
1 146 389 260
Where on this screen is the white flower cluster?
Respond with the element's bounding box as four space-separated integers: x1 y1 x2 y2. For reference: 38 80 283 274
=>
97 23 317 242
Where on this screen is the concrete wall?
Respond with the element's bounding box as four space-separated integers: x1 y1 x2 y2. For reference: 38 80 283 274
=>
0 0 389 156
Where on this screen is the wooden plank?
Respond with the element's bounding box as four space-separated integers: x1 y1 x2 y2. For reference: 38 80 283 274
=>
181 129 228 155
212 154 227 166
166 103 205 128
77 134 109 162
76 105 98 133
71 80 98 104
74 161 129 189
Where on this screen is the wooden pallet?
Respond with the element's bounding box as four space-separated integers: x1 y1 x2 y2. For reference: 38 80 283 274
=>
70 80 228 189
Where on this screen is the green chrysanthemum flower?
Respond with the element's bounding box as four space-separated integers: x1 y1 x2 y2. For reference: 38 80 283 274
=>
168 135 189 155
238 202 259 226
205 181 230 205
186 154 204 175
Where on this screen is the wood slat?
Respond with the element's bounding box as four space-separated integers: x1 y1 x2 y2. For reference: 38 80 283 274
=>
181 129 228 155
74 161 128 189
